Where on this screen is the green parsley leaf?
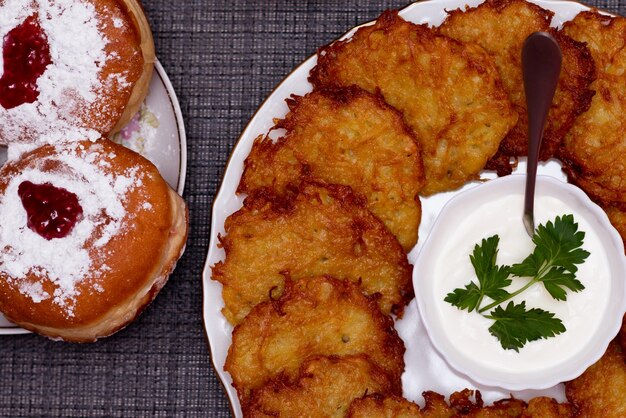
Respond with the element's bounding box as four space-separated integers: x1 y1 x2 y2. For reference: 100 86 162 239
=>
470 236 512 303
481 266 512 303
443 215 589 351
510 214 589 301
508 251 542 277
469 235 500 281
445 236 511 312
487 301 565 352
540 267 585 301
444 282 482 311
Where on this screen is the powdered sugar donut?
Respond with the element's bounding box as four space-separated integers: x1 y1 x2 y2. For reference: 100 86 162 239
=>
0 139 187 341
0 0 155 145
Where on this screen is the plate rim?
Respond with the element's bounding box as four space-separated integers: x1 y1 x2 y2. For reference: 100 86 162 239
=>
153 58 188 196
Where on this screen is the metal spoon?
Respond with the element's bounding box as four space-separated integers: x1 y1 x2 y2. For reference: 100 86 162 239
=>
522 32 562 237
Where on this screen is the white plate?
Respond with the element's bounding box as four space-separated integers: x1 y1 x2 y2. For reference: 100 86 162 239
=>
202 0 603 415
0 59 187 334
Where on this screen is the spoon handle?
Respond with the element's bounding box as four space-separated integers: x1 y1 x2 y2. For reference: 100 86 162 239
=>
522 32 562 236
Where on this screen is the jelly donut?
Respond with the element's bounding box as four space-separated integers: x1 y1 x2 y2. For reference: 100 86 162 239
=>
0 0 155 145
0 139 188 341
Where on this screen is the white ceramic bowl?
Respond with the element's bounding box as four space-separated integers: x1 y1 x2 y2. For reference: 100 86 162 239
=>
414 175 626 391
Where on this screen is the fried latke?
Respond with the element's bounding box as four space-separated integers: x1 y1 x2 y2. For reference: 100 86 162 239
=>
245 355 400 418
439 0 595 176
524 397 574 418
606 205 626 251
310 10 517 195
347 391 571 417
447 390 526 417
565 340 626 417
212 182 413 324
347 394 423 418
225 277 405 403
562 11 626 72
238 87 424 251
559 12 626 208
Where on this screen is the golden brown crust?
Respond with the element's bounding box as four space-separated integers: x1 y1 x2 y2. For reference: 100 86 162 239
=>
212 181 413 324
238 86 424 251
562 10 626 72
0 0 156 144
106 0 155 134
347 393 422 418
523 398 574 418
12 187 187 342
83 0 154 135
565 340 626 418
347 391 572 417
439 0 595 176
225 277 405 404
559 11 626 208
419 392 456 417
0 139 187 342
310 10 517 195
448 391 572 417
0 0 153 145
605 205 626 252
245 355 400 418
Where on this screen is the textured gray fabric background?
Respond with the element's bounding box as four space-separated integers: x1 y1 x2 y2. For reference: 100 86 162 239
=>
0 0 623 416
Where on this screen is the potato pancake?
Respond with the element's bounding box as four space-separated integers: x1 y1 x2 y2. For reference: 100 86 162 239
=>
238 87 424 251
347 394 422 418
565 340 626 417
310 10 517 195
562 11 626 72
347 391 571 417
226 277 405 404
212 182 413 324
560 12 626 208
524 398 574 417
606 205 626 251
439 0 595 176
245 355 400 418
447 390 570 418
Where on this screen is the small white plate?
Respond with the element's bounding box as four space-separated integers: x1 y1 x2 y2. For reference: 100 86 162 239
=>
202 1 618 416
0 59 187 334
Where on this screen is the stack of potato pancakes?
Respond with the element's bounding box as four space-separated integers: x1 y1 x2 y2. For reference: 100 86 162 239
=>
212 1 626 416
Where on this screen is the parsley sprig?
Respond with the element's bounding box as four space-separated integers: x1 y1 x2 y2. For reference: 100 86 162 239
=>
444 214 589 351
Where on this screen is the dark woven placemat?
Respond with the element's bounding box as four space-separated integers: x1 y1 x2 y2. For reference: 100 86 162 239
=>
0 0 623 416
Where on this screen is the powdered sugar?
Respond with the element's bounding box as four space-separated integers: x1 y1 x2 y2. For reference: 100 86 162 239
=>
18 280 49 303
0 0 115 145
0 144 143 316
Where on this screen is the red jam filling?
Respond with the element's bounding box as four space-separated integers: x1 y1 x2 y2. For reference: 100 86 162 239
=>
18 181 83 240
0 15 52 110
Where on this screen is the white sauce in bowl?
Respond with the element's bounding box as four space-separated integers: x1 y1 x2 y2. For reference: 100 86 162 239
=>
415 175 626 390
434 194 609 372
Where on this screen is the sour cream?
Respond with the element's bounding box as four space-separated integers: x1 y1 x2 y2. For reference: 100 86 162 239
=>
415 175 626 390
